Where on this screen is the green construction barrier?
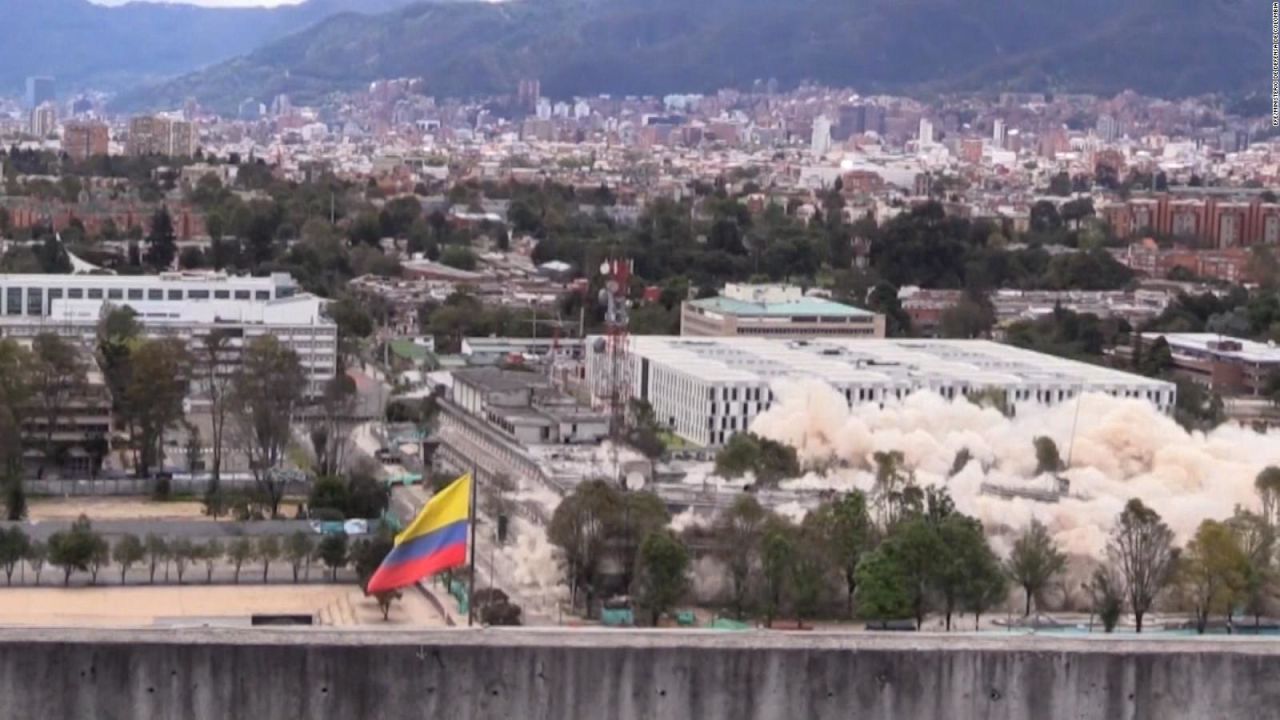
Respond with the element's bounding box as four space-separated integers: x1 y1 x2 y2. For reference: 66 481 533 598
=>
709 618 750 631
601 608 634 627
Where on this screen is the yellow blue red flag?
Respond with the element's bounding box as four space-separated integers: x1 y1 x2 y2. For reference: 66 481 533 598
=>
366 473 471 594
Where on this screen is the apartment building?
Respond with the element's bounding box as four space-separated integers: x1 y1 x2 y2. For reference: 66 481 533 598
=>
62 121 109 161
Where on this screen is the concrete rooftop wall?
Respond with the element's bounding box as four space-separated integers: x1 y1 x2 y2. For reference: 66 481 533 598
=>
1 628 1277 720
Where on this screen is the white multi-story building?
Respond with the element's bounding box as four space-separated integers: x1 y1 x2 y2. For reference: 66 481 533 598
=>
918 117 934 146
811 115 832 157
0 293 337 396
0 271 298 319
589 336 1176 447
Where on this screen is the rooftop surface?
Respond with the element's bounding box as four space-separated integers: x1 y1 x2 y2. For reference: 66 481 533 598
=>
686 295 877 319
1144 332 1280 363
623 336 1174 390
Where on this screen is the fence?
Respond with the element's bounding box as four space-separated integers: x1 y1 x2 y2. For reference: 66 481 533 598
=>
26 476 309 497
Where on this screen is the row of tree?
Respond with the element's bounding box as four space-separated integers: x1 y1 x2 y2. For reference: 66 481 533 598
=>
0 519 357 587
550 463 1280 633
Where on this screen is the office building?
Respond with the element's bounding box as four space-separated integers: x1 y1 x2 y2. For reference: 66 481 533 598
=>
590 336 1175 446
0 292 336 397
811 115 832 157
1096 114 1120 143
918 117 934 146
992 118 1007 148
0 271 297 319
681 284 885 339
127 115 197 157
62 121 110 161
517 79 541 112
28 104 56 138
25 76 55 109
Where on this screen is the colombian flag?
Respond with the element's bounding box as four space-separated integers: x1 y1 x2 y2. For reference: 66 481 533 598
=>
366 473 471 594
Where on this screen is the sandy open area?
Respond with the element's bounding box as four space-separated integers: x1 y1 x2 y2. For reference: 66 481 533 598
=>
0 584 446 628
27 498 210 522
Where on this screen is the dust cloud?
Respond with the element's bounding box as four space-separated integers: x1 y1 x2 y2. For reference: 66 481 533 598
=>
749 379 1280 557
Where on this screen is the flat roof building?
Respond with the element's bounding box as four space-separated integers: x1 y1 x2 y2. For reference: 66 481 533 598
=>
681 284 885 339
1135 332 1280 398
0 293 336 396
591 336 1176 446
0 271 298 319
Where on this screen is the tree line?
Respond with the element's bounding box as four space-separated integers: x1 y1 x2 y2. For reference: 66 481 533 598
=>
0 304 375 521
549 462 1280 634
0 517 361 587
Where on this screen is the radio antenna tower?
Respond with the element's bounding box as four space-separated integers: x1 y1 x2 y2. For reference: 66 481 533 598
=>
598 257 633 449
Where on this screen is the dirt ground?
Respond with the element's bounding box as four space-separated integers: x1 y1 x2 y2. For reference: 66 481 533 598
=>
27 498 210 522
0 585 446 628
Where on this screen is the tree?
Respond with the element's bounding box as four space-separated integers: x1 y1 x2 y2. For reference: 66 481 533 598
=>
633 530 689 626
789 524 829 625
1227 509 1276 627
932 514 993 631
1033 437 1064 475
1006 519 1066 616
170 539 194 584
202 539 223 583
231 336 307 517
885 517 942 629
1138 337 1174 378
712 495 767 619
855 547 911 621
963 539 1009 630
759 521 794 628
375 590 403 620
256 536 281 583
196 330 237 516
616 491 670 590
124 339 191 477
85 534 108 585
548 480 622 614
0 527 30 585
48 515 98 586
1108 498 1178 633
227 536 254 583
144 206 177 270
1256 467 1280 527
113 534 145 584
319 533 349 581
713 433 800 487
938 295 994 339
30 333 87 473
309 374 357 479
440 246 477 271
807 490 872 617
872 450 916 527
27 540 46 585
5 477 27 522
1180 519 1247 634
1088 565 1126 632
352 531 394 588
144 533 168 584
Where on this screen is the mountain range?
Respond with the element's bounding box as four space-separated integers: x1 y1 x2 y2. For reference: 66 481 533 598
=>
17 0 1267 112
116 0 1265 112
0 0 419 94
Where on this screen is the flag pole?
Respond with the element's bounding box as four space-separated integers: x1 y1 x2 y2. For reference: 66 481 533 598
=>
467 466 478 627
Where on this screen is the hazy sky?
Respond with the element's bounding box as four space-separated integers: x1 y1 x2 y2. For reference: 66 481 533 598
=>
91 0 305 7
